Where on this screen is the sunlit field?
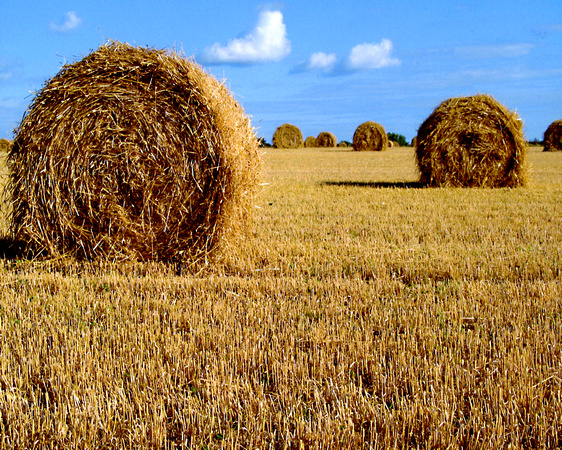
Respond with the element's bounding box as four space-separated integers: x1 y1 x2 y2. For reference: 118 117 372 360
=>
0 146 561 449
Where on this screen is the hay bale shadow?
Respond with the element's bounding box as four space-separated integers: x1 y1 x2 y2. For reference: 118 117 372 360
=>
321 181 426 189
0 237 27 260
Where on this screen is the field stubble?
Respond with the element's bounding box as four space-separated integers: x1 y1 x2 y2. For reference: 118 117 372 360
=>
0 147 560 448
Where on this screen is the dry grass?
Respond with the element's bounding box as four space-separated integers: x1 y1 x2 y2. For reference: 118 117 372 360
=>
8 42 260 264
0 147 561 448
416 94 527 187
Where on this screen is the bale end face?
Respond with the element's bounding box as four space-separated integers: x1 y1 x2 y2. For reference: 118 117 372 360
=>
9 42 261 263
415 94 527 188
273 123 303 149
304 136 318 148
352 121 388 151
316 132 337 148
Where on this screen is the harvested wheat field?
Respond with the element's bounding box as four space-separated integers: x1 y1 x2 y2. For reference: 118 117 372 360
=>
0 146 561 448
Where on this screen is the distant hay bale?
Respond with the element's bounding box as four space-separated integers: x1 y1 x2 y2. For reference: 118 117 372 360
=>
543 120 562 152
416 94 527 187
388 141 394 148
273 123 303 149
352 121 388 151
316 132 337 148
0 139 12 152
338 141 350 148
304 136 317 148
391 140 400 147
9 42 260 263
411 136 418 148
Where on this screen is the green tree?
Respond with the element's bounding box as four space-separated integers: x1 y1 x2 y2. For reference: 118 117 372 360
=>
387 133 409 147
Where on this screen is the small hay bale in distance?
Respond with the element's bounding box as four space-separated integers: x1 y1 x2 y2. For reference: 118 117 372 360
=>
316 132 337 148
273 123 303 149
415 94 526 187
352 121 388 151
543 120 562 152
9 42 260 263
304 136 318 148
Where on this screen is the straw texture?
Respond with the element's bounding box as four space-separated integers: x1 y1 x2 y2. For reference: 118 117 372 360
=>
316 132 337 148
416 94 527 187
304 136 317 148
272 124 303 149
543 120 562 152
353 121 388 151
9 42 260 263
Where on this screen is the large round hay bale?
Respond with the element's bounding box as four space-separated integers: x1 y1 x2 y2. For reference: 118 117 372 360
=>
304 136 317 148
9 42 260 263
352 121 388 151
543 120 562 152
416 94 526 187
411 136 418 148
272 123 303 149
316 132 337 148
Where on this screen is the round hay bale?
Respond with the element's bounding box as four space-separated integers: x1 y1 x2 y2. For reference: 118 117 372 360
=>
415 94 526 187
390 140 400 148
0 138 12 152
316 132 337 148
543 120 562 152
352 121 388 151
273 123 303 149
411 136 418 148
9 42 260 263
304 136 317 148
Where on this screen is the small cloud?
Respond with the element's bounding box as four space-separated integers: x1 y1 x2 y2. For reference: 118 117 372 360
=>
455 43 535 59
293 52 338 73
345 39 401 71
295 39 400 75
50 11 82 33
308 52 338 71
201 10 290 64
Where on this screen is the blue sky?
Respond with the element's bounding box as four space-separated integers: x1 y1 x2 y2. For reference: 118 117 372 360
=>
1 1 561 143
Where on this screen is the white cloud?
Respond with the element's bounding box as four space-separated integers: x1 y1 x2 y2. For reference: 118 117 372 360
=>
345 39 401 70
202 10 290 64
50 11 82 32
455 43 535 59
307 52 338 72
